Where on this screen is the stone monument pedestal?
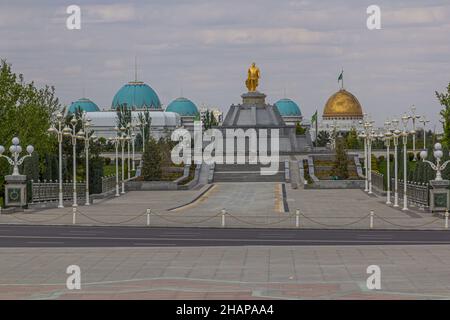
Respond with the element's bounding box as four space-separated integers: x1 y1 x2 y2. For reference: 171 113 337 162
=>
429 179 450 213
4 175 27 208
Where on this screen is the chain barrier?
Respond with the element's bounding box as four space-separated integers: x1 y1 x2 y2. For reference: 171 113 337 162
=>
150 211 222 225
76 209 147 225
1 205 447 229
225 212 292 226
0 210 72 223
373 214 442 228
298 212 372 228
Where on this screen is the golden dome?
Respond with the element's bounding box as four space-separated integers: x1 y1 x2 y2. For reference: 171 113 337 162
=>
323 89 363 119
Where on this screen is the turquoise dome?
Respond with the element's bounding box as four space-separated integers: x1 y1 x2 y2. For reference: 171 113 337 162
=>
68 98 100 114
274 98 302 116
112 81 161 110
166 97 199 116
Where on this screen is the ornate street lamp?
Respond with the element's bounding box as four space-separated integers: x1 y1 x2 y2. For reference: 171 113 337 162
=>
76 112 97 206
401 113 414 211
384 120 393 205
132 132 137 171
126 123 132 180
419 116 430 150
119 126 129 194
420 143 450 181
391 118 401 207
0 137 34 176
137 119 148 153
109 129 121 197
62 116 78 207
409 105 421 161
358 129 368 191
48 112 65 208
359 115 375 194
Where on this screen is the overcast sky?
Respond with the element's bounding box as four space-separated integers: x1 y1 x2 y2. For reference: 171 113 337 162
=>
1 0 450 129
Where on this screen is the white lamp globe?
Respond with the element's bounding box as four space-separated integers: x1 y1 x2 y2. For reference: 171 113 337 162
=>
0 145 4 154
9 145 16 153
434 150 443 159
26 145 34 154
420 150 427 160
16 145 22 154
435 143 442 151
12 137 19 145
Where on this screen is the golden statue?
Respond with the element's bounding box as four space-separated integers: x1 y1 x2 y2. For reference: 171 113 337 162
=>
245 62 260 92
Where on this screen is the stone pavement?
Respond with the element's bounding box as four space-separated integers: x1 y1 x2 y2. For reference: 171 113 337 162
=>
1 245 450 299
0 183 446 229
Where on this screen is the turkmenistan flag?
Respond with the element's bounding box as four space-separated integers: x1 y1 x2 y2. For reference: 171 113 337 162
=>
338 70 343 82
311 110 318 124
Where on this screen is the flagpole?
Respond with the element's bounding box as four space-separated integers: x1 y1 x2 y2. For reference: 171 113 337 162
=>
315 110 318 147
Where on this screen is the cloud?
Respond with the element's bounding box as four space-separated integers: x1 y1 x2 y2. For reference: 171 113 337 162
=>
84 4 137 23
0 0 449 126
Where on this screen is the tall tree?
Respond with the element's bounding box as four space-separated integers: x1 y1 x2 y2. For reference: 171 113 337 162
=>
436 83 450 148
346 127 359 149
316 131 330 147
331 137 349 179
141 137 162 181
0 60 61 203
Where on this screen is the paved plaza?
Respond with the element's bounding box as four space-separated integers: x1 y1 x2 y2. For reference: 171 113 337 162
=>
0 183 446 230
1 245 450 299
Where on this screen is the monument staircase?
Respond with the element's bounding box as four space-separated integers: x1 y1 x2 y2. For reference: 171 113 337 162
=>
213 162 285 182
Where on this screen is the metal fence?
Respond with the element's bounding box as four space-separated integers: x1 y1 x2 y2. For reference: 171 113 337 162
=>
30 180 86 203
391 178 429 207
101 175 116 194
371 171 384 191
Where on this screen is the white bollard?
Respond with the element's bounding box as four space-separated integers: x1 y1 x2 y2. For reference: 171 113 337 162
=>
146 209 151 227
296 209 300 228
221 209 226 228
72 207 77 225
445 210 449 230
0 206 2 216
370 210 374 229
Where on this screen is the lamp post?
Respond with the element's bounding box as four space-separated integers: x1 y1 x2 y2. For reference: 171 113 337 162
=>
409 105 421 161
384 121 393 205
401 113 414 211
419 116 430 150
359 116 374 194
109 129 121 197
131 130 136 171
391 118 400 207
119 126 129 194
0 137 34 175
77 113 97 206
62 116 79 207
0 138 34 208
48 112 65 208
138 119 148 153
358 130 368 191
420 143 450 181
126 123 132 180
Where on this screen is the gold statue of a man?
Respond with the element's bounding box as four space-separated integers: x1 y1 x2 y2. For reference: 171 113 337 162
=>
246 62 260 92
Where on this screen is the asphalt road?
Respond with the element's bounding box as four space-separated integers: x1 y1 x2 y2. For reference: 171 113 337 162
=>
1 224 450 247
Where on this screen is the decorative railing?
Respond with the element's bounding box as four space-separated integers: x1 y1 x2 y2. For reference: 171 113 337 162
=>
30 180 86 203
371 171 385 192
391 178 429 207
101 175 116 194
